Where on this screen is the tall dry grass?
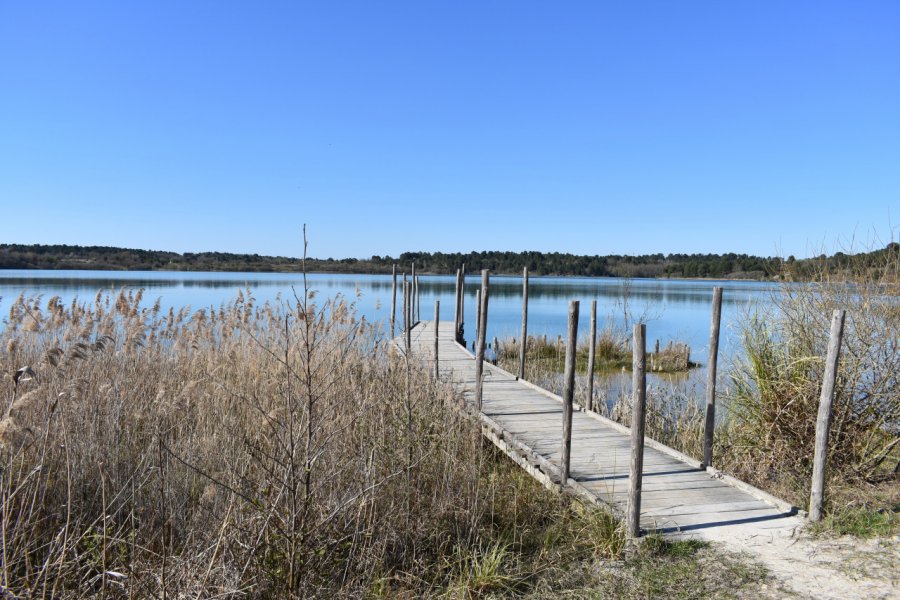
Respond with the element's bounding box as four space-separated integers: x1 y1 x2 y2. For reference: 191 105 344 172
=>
0 282 586 598
724 244 900 510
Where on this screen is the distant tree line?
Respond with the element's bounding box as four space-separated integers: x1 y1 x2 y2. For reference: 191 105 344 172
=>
2 243 896 281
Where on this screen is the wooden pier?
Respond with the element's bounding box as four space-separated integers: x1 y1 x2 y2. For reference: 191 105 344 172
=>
401 319 801 539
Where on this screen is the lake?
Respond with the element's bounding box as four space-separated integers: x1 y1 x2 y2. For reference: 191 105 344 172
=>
0 270 778 378
0 269 778 360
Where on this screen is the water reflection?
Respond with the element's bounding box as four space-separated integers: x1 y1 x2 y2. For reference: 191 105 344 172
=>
0 269 780 368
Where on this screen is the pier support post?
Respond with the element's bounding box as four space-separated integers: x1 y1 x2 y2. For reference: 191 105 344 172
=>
434 300 440 379
627 323 647 539
474 270 490 411
561 300 580 485
518 266 529 380
587 299 597 412
702 287 723 468
809 310 846 522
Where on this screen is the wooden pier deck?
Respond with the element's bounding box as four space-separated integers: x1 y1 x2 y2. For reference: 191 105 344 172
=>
404 319 801 539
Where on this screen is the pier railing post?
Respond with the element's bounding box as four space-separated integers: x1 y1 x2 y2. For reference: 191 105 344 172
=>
587 299 597 412
454 268 461 344
457 265 466 344
411 262 416 324
402 272 407 331
391 264 397 338
627 323 647 539
434 300 440 379
809 309 846 522
403 274 411 353
415 275 420 323
561 300 579 485
475 289 481 348
702 287 723 468
474 270 490 411
518 266 529 380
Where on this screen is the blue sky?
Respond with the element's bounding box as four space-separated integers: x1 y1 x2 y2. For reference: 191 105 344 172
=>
1 1 897 260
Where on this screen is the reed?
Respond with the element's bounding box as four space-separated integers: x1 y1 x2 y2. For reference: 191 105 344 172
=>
724 244 900 513
0 285 777 597
0 286 498 596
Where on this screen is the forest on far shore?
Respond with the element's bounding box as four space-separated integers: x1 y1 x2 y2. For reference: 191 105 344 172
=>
1 242 897 281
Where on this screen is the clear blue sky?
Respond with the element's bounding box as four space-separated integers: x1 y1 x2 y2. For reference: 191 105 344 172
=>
1 1 897 260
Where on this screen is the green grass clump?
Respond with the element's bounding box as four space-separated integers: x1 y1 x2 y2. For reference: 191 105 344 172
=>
809 507 898 538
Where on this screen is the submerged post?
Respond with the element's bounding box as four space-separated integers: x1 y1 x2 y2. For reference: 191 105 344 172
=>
474 270 490 411
434 300 440 379
391 264 397 338
518 266 529 380
702 287 724 468
627 323 647 539
561 300 580 485
809 309 846 522
587 299 597 412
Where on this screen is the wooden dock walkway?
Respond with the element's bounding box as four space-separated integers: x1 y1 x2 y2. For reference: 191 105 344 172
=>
404 319 801 539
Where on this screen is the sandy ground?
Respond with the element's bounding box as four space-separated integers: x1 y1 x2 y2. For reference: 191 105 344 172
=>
685 516 898 599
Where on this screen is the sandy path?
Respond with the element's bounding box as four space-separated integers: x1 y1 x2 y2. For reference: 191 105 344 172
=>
689 517 898 599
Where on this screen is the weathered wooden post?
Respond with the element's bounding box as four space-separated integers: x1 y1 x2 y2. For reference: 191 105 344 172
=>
809 309 846 522
458 264 466 343
434 300 440 379
518 266 529 380
391 264 397 338
474 270 490 411
415 275 421 322
402 273 408 333
411 262 416 323
402 275 410 352
587 299 597 412
561 300 580 485
627 323 647 539
474 289 481 347
702 287 724 469
453 268 460 342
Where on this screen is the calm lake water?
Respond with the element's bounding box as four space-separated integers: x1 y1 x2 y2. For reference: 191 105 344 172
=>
0 269 785 411
0 268 778 364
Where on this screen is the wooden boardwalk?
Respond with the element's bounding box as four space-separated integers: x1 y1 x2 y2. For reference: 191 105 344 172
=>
405 319 801 539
